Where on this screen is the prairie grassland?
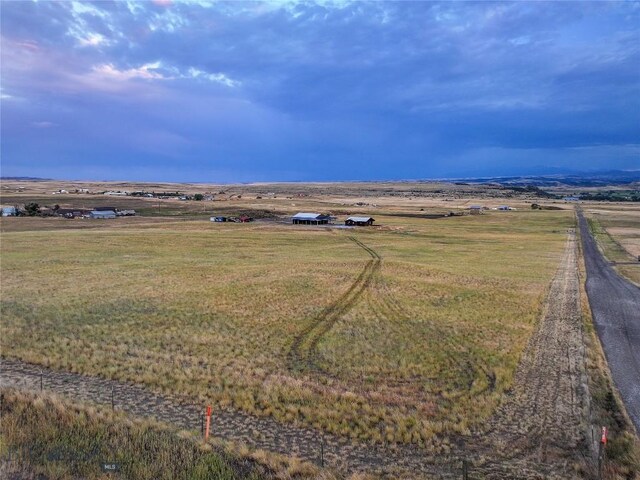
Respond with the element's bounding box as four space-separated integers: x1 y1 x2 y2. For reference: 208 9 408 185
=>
0 389 329 480
585 204 640 284
1 209 572 446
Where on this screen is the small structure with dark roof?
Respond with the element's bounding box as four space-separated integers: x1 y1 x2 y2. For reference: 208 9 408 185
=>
345 216 375 226
292 212 331 225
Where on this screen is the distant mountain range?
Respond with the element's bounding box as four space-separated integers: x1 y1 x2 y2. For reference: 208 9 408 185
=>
443 170 640 187
0 176 52 181
2 170 639 187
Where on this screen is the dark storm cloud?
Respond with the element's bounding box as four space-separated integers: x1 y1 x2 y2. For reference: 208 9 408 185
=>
1 1 638 181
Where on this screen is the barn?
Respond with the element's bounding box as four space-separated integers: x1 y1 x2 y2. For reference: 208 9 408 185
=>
292 212 331 225
345 216 375 226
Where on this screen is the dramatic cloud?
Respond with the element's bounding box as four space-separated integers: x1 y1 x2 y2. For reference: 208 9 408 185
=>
1 0 638 181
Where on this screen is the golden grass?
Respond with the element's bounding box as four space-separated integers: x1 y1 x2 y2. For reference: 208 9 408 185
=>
0 389 268 480
1 209 572 446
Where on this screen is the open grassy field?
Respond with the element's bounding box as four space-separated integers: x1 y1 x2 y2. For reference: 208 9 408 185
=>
0 204 573 449
0 389 329 480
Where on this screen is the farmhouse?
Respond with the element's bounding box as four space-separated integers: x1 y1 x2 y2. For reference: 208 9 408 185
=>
89 210 116 219
292 212 331 225
345 216 375 226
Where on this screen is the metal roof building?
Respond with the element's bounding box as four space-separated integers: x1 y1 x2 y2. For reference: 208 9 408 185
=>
345 216 375 226
1 206 17 217
89 210 116 219
292 212 331 225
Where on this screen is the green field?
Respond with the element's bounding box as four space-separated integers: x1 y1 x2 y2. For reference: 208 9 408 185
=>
1 210 573 446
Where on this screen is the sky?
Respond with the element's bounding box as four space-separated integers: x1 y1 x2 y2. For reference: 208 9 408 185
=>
1 0 639 182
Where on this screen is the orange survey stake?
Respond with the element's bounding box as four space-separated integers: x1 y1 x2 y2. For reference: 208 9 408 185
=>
205 406 212 441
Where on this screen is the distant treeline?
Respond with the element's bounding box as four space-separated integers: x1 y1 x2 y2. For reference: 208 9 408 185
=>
577 190 640 202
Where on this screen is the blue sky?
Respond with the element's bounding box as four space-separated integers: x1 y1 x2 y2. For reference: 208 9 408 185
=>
1 1 639 182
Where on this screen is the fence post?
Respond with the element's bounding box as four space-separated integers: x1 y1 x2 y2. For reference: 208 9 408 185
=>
320 435 324 468
598 441 603 480
598 426 607 480
462 458 469 480
40 370 43 391
111 386 115 411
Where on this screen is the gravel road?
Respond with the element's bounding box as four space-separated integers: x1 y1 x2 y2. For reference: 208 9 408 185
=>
578 210 640 434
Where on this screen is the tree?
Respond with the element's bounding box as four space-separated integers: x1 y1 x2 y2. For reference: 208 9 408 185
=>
23 202 41 216
193 193 204 201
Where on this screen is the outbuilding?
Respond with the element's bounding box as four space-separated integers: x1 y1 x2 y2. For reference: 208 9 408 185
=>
89 210 116 219
116 209 136 216
469 205 483 214
1 206 17 217
292 212 331 225
56 208 92 218
345 216 375 226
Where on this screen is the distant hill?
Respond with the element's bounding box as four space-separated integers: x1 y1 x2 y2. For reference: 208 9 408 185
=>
0 176 52 181
447 170 640 188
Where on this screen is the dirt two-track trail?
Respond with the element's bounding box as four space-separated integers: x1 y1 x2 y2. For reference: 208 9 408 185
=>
288 237 381 374
1 232 594 478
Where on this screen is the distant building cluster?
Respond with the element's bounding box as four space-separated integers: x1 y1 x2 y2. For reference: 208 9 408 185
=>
1 204 136 219
210 215 254 223
292 213 376 227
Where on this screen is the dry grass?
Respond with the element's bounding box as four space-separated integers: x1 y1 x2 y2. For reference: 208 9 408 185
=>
0 389 269 480
1 206 572 447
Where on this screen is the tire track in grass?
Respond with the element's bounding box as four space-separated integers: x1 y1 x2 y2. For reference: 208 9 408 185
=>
291 235 492 393
287 236 380 373
366 261 493 393
1 234 590 478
